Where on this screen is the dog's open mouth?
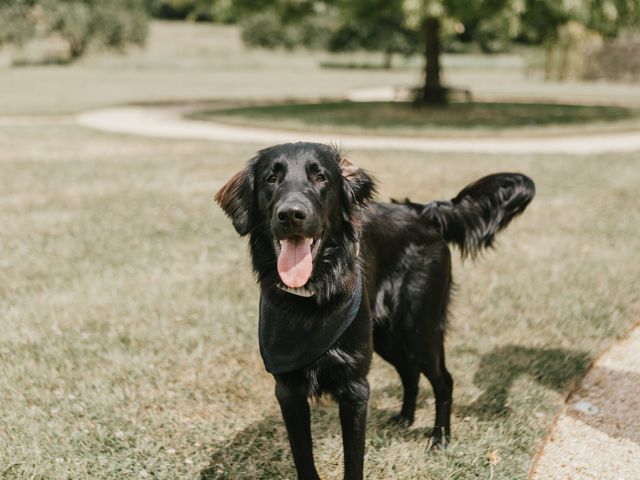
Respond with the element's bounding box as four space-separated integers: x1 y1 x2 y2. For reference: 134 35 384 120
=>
274 235 322 291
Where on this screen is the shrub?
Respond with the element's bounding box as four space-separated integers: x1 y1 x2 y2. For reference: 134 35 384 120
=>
43 0 148 59
584 35 640 82
240 11 332 51
0 0 37 46
145 0 237 23
0 0 149 61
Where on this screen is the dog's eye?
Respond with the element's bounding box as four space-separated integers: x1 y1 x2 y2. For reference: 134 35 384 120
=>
315 173 327 183
266 174 277 184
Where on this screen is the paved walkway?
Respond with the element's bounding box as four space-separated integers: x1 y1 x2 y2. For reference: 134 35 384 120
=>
75 104 640 155
530 325 640 480
0 115 72 126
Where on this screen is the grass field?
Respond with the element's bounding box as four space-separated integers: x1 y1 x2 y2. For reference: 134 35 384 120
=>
2 19 640 480
1 122 639 479
193 100 637 136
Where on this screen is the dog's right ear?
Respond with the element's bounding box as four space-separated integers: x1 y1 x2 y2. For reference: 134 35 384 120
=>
215 165 255 236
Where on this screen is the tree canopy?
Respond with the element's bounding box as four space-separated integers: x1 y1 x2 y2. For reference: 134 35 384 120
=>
236 0 640 104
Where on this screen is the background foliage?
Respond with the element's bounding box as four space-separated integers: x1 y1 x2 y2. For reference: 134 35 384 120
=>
232 0 640 102
0 0 148 61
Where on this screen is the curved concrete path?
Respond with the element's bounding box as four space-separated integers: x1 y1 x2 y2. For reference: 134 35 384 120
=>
76 105 640 155
530 325 640 480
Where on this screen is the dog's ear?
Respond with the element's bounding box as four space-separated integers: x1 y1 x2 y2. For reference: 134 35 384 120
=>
215 165 255 236
340 157 376 207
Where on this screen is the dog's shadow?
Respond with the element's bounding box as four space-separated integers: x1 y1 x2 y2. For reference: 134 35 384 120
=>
200 345 590 479
458 345 589 419
200 414 291 480
199 404 428 480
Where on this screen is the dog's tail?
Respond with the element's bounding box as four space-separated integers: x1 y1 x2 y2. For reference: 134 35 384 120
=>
419 173 535 258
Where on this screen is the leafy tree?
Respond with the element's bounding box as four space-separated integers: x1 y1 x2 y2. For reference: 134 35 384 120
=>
241 9 335 50
0 0 149 61
44 0 148 60
235 0 640 105
0 0 37 47
327 0 418 69
237 0 336 50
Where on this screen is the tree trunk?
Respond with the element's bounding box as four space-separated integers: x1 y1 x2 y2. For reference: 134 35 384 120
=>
68 37 86 62
415 16 447 105
383 49 393 69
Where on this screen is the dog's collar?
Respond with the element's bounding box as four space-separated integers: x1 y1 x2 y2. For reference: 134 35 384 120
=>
259 272 363 374
275 241 360 298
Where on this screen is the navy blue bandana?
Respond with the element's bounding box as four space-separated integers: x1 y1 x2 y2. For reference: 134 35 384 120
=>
258 274 363 374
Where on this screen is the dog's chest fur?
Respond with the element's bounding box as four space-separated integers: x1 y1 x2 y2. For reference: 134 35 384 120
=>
274 294 373 398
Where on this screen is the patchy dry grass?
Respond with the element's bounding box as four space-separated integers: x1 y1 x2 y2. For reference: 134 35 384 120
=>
1 124 638 479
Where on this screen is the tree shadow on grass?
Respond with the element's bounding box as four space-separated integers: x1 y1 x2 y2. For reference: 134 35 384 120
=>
459 345 590 419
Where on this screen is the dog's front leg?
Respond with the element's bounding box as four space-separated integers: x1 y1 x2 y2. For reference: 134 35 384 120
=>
337 379 369 480
275 380 320 480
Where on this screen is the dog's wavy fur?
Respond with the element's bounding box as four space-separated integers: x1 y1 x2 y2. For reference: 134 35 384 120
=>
216 142 535 480
394 172 535 258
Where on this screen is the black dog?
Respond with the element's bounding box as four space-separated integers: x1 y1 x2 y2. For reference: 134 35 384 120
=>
215 142 534 480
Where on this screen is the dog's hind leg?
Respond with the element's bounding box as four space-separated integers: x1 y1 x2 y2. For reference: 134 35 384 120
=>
389 361 420 427
409 246 454 448
419 341 453 449
373 327 420 427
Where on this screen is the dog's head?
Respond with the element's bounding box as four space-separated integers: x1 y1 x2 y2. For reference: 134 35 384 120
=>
215 142 376 298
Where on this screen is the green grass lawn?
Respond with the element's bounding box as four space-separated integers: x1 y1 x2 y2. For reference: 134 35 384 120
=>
193 100 637 136
1 124 639 479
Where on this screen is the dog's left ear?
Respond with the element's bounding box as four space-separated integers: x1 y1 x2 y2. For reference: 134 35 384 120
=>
340 157 376 207
215 165 255 236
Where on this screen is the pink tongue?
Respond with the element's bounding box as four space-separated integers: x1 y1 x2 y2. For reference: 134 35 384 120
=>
277 238 313 288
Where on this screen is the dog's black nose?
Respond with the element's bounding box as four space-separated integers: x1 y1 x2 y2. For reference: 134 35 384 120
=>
276 203 308 226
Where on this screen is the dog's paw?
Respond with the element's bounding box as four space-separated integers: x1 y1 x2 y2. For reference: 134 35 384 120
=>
388 413 414 428
427 430 450 452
